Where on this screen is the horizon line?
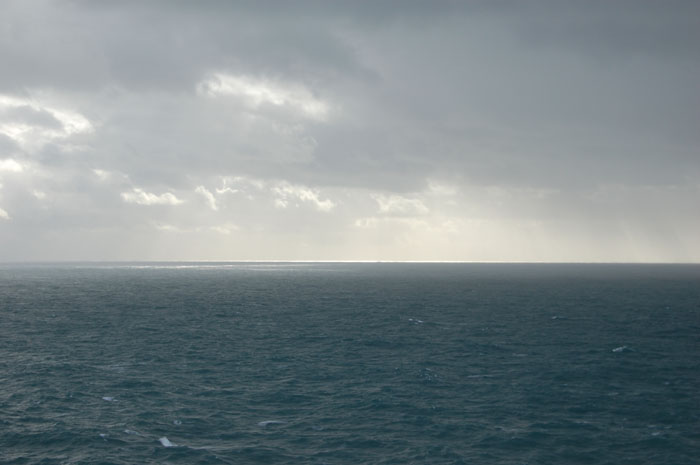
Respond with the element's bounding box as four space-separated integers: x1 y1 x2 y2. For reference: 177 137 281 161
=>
1 260 699 265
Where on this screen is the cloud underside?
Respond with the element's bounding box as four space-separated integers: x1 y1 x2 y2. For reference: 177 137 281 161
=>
0 1 698 261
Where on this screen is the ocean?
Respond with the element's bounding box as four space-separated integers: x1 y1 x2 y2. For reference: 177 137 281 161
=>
0 263 698 464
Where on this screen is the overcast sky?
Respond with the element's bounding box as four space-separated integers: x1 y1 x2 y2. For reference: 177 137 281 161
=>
0 1 698 262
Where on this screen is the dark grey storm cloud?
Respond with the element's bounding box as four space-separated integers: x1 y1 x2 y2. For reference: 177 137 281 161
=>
0 0 698 261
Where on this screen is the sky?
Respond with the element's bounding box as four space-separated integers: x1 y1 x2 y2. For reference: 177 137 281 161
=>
0 0 698 262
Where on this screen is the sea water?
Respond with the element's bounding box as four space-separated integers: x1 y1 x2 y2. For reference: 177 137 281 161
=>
0 263 698 464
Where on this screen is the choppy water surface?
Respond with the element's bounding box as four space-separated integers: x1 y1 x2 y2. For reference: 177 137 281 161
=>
1 263 698 464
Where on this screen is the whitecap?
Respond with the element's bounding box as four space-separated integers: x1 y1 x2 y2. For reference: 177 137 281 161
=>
102 396 116 402
159 437 176 447
612 346 628 353
173 419 182 425
124 429 140 435
258 420 286 427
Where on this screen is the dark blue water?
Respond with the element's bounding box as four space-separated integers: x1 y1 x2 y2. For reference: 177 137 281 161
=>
0 263 698 464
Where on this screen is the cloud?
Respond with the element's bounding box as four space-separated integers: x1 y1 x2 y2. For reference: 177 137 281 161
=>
216 187 239 195
121 188 183 206
0 159 24 173
153 222 238 235
195 185 218 210
0 207 9 220
373 194 429 216
209 223 239 235
198 73 331 121
93 169 111 181
0 94 92 150
272 182 335 212
154 222 188 233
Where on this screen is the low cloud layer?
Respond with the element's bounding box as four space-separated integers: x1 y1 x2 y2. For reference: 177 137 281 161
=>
0 1 698 261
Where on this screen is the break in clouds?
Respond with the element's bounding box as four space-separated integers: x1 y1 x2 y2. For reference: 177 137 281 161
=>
0 1 698 261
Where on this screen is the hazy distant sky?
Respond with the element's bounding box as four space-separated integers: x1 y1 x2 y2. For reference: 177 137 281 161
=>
0 1 698 261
